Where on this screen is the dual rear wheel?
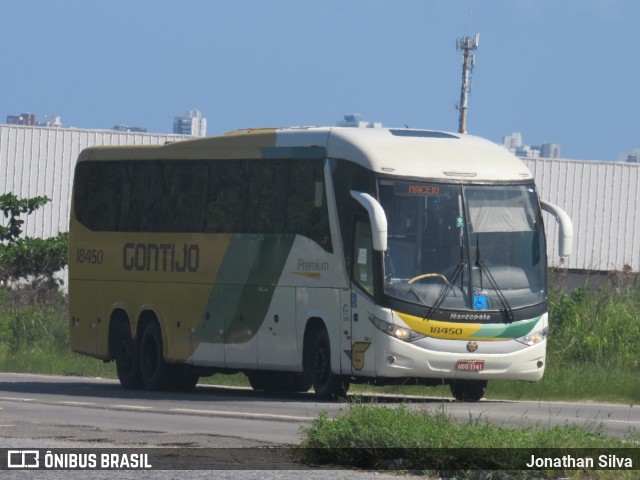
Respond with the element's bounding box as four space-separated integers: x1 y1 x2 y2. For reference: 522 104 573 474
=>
115 321 198 392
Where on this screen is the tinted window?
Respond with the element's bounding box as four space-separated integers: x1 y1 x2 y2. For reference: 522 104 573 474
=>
74 158 332 252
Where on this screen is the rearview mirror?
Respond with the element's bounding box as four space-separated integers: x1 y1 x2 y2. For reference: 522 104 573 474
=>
350 190 388 251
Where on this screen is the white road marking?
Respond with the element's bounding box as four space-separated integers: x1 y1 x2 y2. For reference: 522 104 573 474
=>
111 404 153 410
170 408 311 422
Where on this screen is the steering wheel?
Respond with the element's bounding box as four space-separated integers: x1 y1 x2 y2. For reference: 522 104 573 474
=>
407 273 452 286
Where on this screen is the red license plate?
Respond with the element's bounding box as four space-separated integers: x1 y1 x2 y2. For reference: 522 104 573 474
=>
455 360 485 372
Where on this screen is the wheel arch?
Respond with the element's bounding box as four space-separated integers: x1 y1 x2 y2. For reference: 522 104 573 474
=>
302 314 348 377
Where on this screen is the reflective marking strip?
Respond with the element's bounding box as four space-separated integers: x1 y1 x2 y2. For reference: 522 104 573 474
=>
602 419 640 425
111 405 153 410
60 401 95 406
0 396 33 402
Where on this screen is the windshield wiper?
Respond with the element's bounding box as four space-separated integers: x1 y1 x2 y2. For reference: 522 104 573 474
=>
424 212 468 319
475 237 515 322
423 260 466 320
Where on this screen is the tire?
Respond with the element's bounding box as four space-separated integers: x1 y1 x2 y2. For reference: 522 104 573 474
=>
307 327 349 400
450 379 487 402
139 322 172 391
115 322 143 389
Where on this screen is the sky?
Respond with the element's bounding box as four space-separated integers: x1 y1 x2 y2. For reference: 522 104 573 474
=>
1 0 638 161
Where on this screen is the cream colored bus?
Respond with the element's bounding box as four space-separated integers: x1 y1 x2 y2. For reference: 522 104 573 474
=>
69 126 572 401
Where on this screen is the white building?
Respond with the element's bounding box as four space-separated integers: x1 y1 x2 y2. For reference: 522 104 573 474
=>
173 109 207 137
503 132 559 159
0 124 189 239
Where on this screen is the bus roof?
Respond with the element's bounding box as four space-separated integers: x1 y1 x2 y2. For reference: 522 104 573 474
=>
78 126 533 182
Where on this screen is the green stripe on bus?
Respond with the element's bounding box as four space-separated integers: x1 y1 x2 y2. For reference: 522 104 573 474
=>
194 234 296 345
470 316 541 339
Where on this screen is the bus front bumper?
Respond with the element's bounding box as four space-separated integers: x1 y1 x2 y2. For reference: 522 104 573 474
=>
373 332 547 382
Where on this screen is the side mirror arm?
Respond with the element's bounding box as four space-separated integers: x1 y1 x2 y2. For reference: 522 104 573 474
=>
350 190 388 251
541 200 573 257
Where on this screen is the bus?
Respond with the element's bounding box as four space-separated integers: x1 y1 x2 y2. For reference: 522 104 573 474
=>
69 126 572 401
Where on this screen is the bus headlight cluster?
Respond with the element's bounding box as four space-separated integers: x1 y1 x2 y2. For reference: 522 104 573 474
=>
369 315 425 343
515 327 548 346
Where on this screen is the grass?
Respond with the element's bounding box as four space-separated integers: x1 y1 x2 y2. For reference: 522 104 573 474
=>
0 346 117 378
296 404 639 479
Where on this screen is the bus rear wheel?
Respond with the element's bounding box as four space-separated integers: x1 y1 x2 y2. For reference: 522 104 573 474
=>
139 322 172 391
307 328 349 400
450 379 487 402
115 322 143 389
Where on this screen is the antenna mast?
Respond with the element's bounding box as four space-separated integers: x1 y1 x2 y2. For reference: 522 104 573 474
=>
456 33 479 134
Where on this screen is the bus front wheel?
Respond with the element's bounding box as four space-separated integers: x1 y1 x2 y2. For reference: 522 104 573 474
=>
308 328 349 400
115 322 143 389
450 379 487 402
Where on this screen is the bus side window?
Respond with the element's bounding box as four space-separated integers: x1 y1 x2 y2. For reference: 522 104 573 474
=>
352 219 374 297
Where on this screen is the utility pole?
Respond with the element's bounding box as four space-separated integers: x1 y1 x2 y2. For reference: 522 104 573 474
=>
456 33 479 134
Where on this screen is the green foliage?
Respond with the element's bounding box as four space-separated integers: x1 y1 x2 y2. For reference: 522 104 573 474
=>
0 233 69 285
0 193 68 287
0 286 68 353
547 279 640 369
0 193 49 243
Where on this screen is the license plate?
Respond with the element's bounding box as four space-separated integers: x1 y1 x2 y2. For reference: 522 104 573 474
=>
455 360 485 372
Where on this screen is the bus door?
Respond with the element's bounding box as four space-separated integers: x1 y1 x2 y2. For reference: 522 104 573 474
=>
349 218 377 377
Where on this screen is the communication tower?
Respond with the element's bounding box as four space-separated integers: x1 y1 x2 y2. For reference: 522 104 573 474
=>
456 33 479 134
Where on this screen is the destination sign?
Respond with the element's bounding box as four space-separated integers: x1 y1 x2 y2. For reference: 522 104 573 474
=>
394 181 456 197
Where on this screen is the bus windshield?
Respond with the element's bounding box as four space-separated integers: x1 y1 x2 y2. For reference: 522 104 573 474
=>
379 179 546 316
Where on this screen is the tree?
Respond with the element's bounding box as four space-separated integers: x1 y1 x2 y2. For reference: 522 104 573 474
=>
0 193 68 290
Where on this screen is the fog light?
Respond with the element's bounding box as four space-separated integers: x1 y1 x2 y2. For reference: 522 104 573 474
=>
386 355 396 365
537 361 544 368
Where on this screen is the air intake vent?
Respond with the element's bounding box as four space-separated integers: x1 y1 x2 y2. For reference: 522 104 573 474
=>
389 129 459 139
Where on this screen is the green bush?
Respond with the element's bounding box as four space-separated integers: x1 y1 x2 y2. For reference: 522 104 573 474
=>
0 193 68 288
0 285 68 353
548 280 640 369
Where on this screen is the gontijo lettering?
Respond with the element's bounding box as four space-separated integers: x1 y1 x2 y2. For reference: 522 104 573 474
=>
122 243 199 272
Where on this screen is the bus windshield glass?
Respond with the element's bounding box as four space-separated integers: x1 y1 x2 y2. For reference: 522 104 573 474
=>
379 179 546 315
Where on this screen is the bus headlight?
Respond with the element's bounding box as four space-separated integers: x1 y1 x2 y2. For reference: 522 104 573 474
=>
369 315 426 343
515 327 548 346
